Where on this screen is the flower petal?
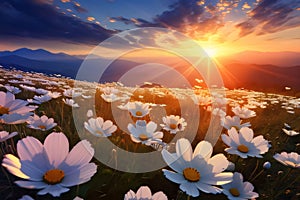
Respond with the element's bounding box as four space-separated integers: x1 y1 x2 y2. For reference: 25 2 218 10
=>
44 132 69 168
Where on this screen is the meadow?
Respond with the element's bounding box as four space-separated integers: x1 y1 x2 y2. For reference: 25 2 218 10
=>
0 67 299 200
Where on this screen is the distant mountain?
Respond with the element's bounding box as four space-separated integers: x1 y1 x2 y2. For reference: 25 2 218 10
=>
219 51 300 67
0 55 82 78
0 48 300 92
0 48 79 61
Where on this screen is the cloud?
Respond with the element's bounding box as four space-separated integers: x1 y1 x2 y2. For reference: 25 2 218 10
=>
72 1 87 13
110 0 224 40
236 0 300 37
87 16 95 22
0 0 116 45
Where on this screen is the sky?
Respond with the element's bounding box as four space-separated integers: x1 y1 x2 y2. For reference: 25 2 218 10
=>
0 0 299 57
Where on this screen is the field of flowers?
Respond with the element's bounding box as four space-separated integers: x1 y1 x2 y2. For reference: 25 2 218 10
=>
0 67 299 200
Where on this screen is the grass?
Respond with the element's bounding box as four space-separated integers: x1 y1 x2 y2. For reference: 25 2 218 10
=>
0 67 299 199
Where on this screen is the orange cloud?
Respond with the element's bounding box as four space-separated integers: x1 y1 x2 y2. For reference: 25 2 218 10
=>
87 17 95 22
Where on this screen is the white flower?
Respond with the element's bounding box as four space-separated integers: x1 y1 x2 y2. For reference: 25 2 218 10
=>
87 109 93 118
0 91 34 124
82 94 92 99
84 117 117 137
222 172 259 200
161 115 187 134
32 94 52 104
124 186 168 200
63 98 79 107
232 106 256 119
127 101 151 118
222 127 270 158
100 87 120 103
192 95 211 106
2 132 97 197
47 91 62 99
161 138 233 197
128 120 163 145
27 114 57 131
282 128 299 136
221 116 251 131
19 195 34 200
63 89 82 98
20 84 36 92
212 108 226 118
4 85 21 94
0 131 18 142
35 88 49 95
273 152 300 168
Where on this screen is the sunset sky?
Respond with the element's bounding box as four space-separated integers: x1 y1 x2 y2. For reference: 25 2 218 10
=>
0 0 299 57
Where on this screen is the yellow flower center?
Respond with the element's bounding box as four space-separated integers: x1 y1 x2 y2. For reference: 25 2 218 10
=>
229 188 240 197
38 125 47 130
237 144 249 153
43 169 65 185
135 111 143 117
0 105 9 115
183 167 200 182
139 134 148 141
232 126 240 130
169 123 177 130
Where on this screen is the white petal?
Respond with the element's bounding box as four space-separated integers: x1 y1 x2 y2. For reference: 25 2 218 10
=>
17 136 43 161
162 169 186 184
63 140 94 167
15 180 48 189
136 186 152 199
161 150 184 172
193 140 213 160
44 132 69 168
176 138 192 162
179 182 199 197
37 184 70 197
208 154 229 173
2 154 29 179
196 182 223 194
152 192 168 200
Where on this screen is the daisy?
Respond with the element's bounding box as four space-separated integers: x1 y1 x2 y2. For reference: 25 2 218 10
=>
222 172 259 200
63 89 82 98
19 195 34 200
20 84 36 92
161 138 233 197
0 131 18 142
63 98 79 108
127 101 151 118
212 108 226 118
2 132 97 197
282 128 299 136
84 117 117 137
273 152 300 168
27 114 57 131
47 91 62 99
232 106 256 119
124 186 168 200
32 94 52 104
221 116 251 131
35 88 49 95
161 115 187 134
0 91 34 124
222 127 270 158
4 85 21 94
128 120 163 145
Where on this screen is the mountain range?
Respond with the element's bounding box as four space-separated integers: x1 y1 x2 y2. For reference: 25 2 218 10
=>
0 48 299 92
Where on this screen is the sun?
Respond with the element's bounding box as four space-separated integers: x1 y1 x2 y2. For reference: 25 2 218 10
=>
204 47 218 58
